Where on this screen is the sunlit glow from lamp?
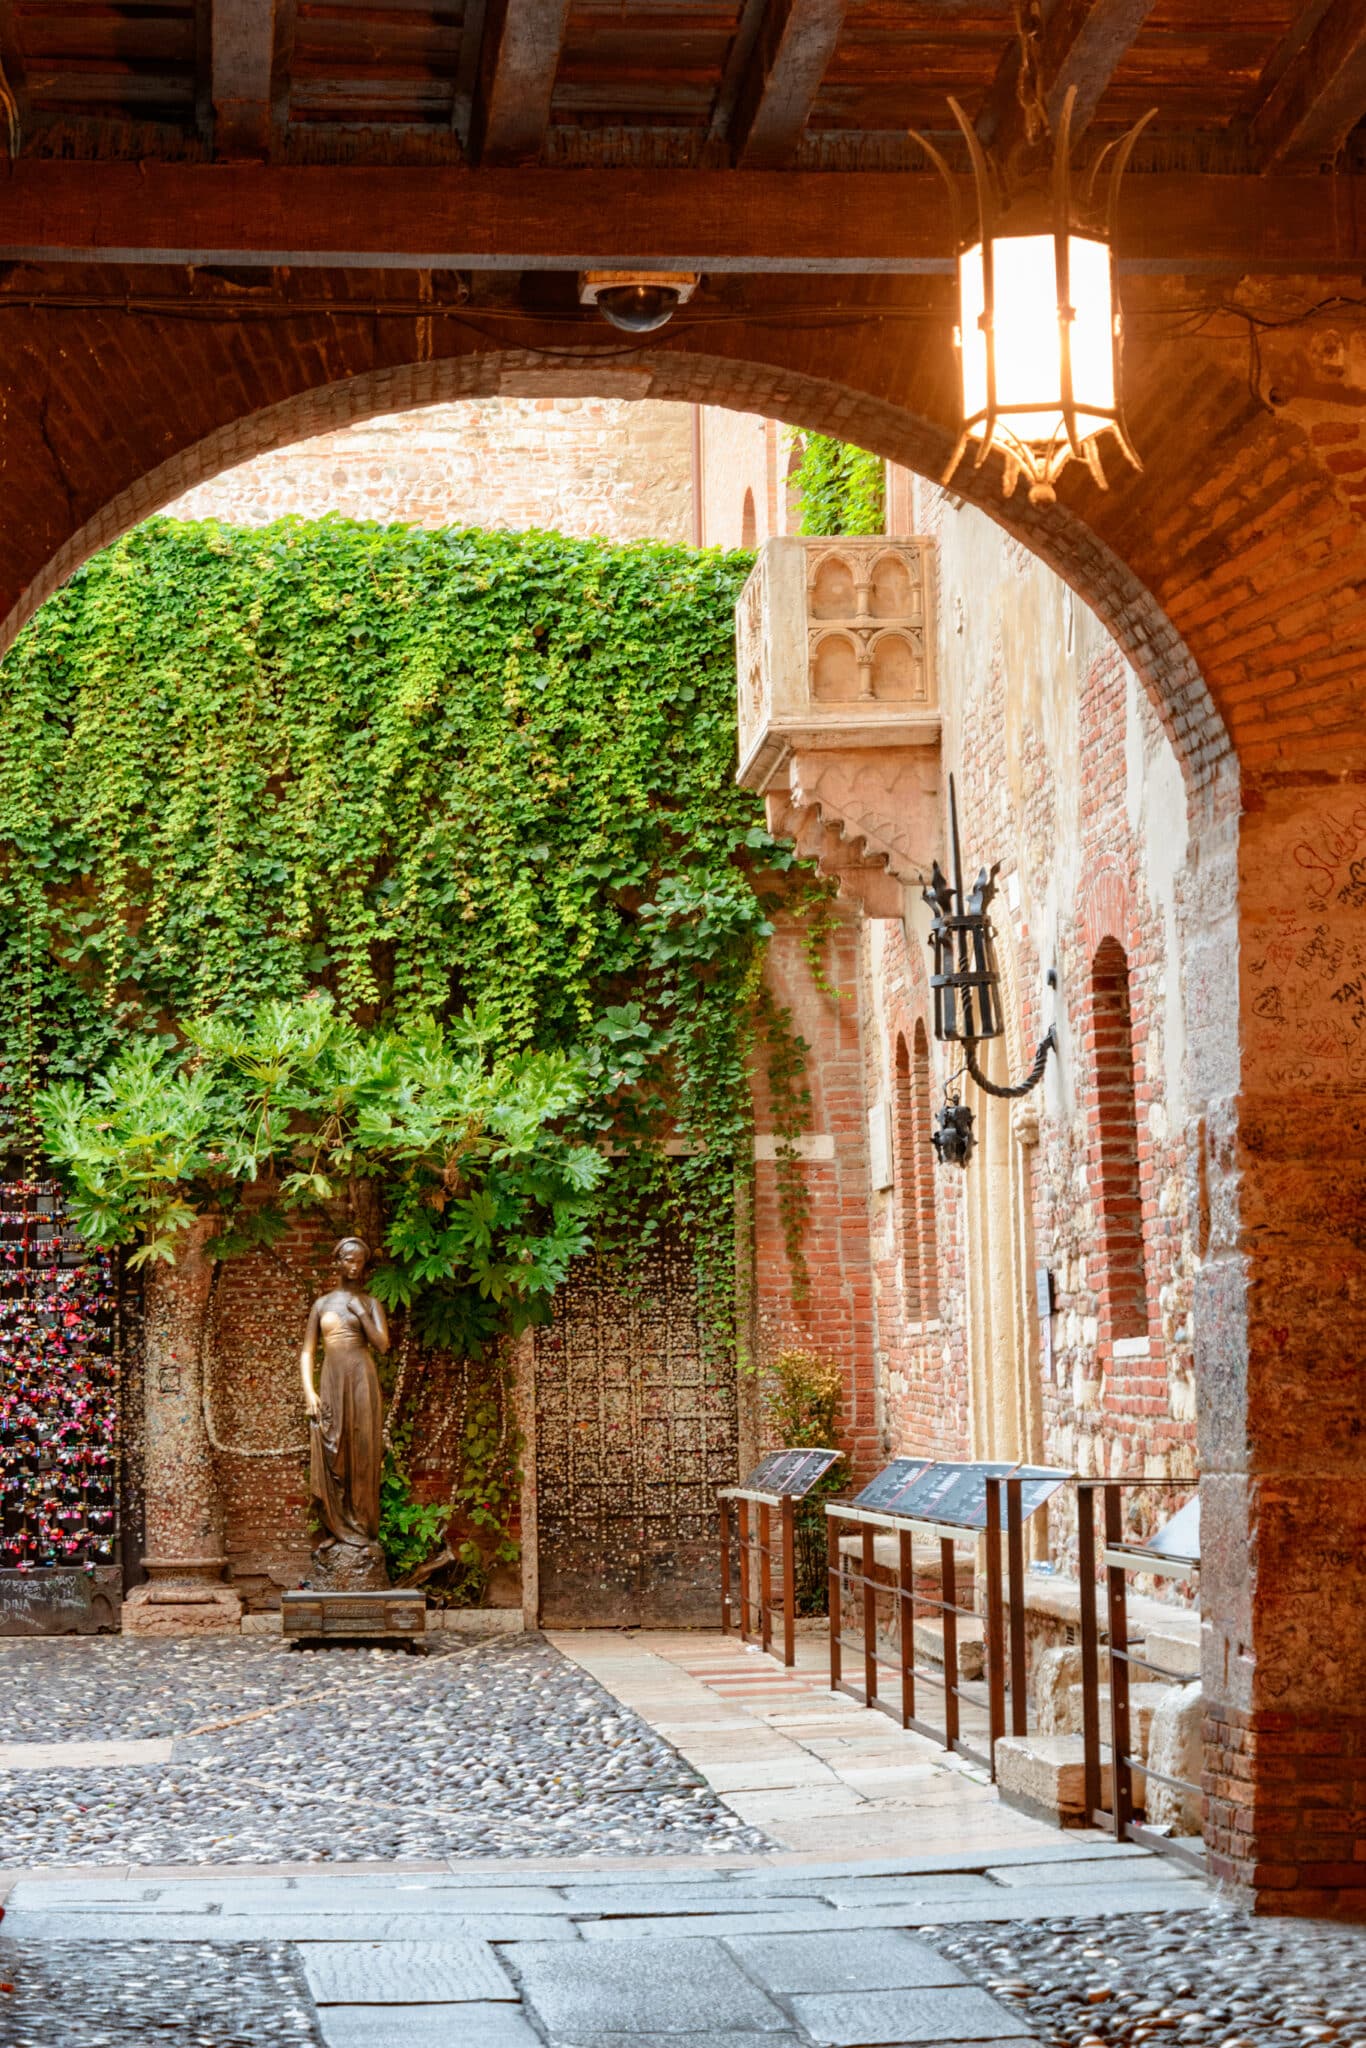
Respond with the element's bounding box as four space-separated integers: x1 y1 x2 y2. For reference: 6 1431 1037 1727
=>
914 90 1154 507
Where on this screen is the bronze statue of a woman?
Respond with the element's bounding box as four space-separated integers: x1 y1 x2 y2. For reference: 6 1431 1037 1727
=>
300 1236 390 1590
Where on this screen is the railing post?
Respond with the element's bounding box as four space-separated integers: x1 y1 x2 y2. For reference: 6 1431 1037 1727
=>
941 1535 960 1751
1077 1480 1103 1822
984 1482 1006 1777
861 1522 878 1710
828 1510 842 1692
1104 1482 1134 1841
759 1500 773 1656
898 1525 915 1730
720 1496 732 1635
738 1498 751 1644
780 1495 796 1668
1006 1475 1028 1737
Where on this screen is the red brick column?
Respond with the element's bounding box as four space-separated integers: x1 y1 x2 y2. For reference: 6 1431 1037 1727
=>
1200 770 1366 1917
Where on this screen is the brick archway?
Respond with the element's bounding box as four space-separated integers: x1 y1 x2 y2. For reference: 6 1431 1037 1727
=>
4 343 1227 800
2 307 1362 1911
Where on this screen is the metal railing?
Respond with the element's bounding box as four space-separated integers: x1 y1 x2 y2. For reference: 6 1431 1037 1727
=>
1077 1476 1205 1876
824 1474 1034 1779
719 1488 796 1666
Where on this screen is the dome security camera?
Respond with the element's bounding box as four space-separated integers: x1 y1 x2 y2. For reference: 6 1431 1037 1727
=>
578 270 699 334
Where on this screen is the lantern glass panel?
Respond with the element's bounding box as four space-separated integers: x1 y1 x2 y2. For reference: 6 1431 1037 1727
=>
958 233 1116 446
959 240 989 423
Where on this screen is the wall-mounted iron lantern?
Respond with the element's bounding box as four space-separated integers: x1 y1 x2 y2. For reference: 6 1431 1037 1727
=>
923 776 1055 1166
912 66 1154 506
930 1096 976 1169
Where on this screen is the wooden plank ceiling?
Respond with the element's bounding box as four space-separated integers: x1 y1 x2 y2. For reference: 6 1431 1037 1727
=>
2 0 1366 173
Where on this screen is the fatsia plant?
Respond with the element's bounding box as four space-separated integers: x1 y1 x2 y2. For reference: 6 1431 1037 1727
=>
37 993 606 1351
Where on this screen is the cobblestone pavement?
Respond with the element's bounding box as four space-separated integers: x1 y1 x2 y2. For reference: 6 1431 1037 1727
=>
0 1633 771 1866
0 1941 322 2047
925 1907 1366 2048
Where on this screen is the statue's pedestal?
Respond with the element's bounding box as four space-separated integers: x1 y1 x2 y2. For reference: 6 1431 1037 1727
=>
282 1588 427 1648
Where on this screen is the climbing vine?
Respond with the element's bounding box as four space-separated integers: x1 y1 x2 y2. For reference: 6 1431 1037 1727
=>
1 518 818 1592
792 433 886 537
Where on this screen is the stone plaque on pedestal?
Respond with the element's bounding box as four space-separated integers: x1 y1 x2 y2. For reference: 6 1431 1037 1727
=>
282 1588 427 1646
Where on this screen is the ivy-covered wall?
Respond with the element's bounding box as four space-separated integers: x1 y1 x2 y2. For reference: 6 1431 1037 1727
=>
0 517 823 1601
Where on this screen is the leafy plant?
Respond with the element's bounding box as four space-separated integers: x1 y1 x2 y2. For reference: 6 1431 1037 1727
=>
761 1341 847 1615
763 1345 844 1449
38 992 606 1354
792 434 886 537
380 1425 453 1582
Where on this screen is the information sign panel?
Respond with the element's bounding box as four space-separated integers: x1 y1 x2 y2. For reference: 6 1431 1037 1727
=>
1014 1466 1072 1520
737 1447 842 1499
1143 1493 1200 1564
875 1460 1002 1527
852 1458 935 1515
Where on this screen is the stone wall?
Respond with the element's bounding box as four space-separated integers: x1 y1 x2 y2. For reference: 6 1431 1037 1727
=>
163 397 697 543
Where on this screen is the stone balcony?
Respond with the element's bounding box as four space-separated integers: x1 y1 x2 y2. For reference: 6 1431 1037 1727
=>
735 537 942 918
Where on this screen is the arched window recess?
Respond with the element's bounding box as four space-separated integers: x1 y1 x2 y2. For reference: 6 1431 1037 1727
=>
923 774 1055 1166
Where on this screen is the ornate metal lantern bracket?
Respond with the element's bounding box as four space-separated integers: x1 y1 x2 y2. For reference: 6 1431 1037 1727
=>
923 775 1055 1161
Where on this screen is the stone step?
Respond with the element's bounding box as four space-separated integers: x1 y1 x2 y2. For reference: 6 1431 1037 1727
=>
995 1733 1112 1827
912 1613 985 1681
1065 1681 1175 1763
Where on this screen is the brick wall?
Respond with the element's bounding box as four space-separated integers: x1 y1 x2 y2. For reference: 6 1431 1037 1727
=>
193 1194 478 1608
835 470 1202 1566
750 904 880 1481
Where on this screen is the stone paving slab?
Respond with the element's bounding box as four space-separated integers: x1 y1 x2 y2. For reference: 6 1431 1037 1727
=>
787 1984 1038 2045
721 1788 872 1823
700 1761 843 1791
552 1883 825 1916
548 2034 804 2048
0 1739 174 1769
513 1933 792 2035
746 1875 1005 1906
3 1878 572 1914
725 1928 969 1994
0 1909 581 1942
570 1877 1208 1937
576 1906 971 1939
297 1938 517 2004
987 1857 1189 1888
317 2002 539 2046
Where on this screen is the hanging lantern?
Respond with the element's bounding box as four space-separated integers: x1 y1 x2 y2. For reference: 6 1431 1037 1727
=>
914 90 1155 507
931 1097 976 1170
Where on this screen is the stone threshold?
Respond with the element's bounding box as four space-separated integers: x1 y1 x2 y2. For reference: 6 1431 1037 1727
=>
0 1836 1149 1899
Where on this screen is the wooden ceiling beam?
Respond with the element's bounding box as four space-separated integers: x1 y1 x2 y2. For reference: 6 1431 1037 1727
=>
0 162 1365 277
980 0 1158 161
1250 0 1366 168
210 0 295 156
472 0 570 164
211 0 281 157
728 0 847 168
